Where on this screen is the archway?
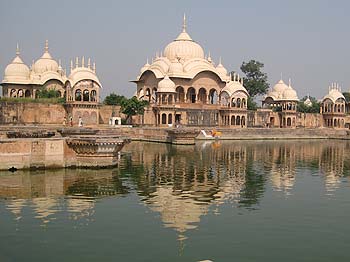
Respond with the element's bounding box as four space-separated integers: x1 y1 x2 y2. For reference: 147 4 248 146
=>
236 98 241 108
25 90 31 98
287 118 292 127
161 113 167 124
83 90 90 101
176 86 185 103
186 87 196 103
198 88 207 104
236 116 241 126
10 89 16 97
91 90 97 102
209 89 218 104
75 89 82 101
231 115 235 125
241 116 246 127
168 114 172 125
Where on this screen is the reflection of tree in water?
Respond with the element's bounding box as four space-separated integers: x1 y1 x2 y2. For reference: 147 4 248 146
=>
66 170 130 197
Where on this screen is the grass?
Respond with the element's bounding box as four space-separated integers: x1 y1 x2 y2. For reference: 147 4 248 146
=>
0 97 65 104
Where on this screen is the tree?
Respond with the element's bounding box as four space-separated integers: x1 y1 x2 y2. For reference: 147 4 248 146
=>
36 88 61 98
104 93 127 105
343 92 350 102
240 60 270 98
297 96 321 113
121 96 149 124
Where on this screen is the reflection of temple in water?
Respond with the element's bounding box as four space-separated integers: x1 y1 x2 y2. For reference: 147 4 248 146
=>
0 169 127 225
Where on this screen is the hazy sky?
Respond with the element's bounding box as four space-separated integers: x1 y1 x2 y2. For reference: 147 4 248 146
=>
1 0 350 100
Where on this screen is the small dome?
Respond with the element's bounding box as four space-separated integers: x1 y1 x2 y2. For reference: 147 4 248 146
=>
282 88 298 100
216 61 227 76
323 84 345 103
34 40 59 74
273 79 289 93
157 75 176 93
304 97 312 107
169 61 183 74
265 90 280 100
3 46 30 82
68 66 101 88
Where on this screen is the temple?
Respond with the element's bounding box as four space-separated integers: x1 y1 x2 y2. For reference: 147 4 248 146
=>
133 15 249 128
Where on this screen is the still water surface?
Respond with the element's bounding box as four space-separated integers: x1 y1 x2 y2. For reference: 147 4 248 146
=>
1 140 350 261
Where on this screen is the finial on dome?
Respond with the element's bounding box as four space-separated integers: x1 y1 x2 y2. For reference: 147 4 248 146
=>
183 13 187 32
146 58 149 65
93 62 96 73
75 57 79 68
16 43 20 56
58 59 61 67
82 56 85 67
219 56 222 65
88 58 91 69
45 40 49 52
289 78 291 87
208 51 212 62
70 60 73 71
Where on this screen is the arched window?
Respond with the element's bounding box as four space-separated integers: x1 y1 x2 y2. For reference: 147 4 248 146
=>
24 90 31 98
75 89 82 101
220 91 230 107
152 88 157 103
90 90 97 102
209 89 218 104
17 89 24 97
168 95 173 104
83 90 89 101
241 116 246 126
186 87 196 103
161 113 167 124
236 116 240 126
242 98 246 108
287 118 292 126
231 115 235 125
10 89 16 97
176 86 185 103
237 98 241 108
168 114 172 124
198 88 207 104
146 88 151 102
231 98 235 107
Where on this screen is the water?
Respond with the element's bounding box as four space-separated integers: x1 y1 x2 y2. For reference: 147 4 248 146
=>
1 140 350 262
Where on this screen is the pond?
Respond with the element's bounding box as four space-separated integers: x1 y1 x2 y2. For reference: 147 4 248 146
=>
1 140 350 262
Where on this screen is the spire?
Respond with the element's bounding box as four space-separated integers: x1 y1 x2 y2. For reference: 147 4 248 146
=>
70 60 73 71
16 43 20 56
146 57 149 65
93 62 96 73
88 58 91 69
280 72 283 81
182 13 187 32
75 57 79 68
289 78 291 87
45 40 49 52
58 59 62 67
82 56 85 67
219 56 222 65
207 51 212 63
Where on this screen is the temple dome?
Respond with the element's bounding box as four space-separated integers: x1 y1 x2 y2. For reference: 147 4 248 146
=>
3 45 30 83
163 15 204 61
322 83 345 103
168 60 183 74
68 66 101 88
157 75 176 93
34 40 59 74
282 88 298 100
273 79 288 93
216 60 228 76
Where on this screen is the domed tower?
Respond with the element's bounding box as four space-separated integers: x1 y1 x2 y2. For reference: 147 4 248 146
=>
1 44 31 98
64 56 102 126
263 77 299 128
321 82 346 128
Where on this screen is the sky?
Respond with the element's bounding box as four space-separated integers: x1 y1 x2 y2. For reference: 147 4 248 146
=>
1 0 350 100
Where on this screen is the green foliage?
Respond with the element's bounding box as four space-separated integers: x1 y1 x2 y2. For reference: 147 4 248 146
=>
239 60 270 98
343 92 350 102
247 97 258 110
0 96 64 104
120 96 149 124
36 88 61 99
297 96 321 113
104 93 127 105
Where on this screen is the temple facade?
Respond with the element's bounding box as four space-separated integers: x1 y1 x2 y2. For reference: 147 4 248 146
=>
1 41 102 125
133 16 249 128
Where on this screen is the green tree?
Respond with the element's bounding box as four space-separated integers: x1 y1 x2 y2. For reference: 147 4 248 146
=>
297 96 321 113
104 93 127 105
247 97 258 110
343 92 350 102
240 60 270 98
36 88 61 98
121 96 149 124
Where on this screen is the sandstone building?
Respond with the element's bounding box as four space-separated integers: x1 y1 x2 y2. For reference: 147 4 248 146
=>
133 15 249 128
